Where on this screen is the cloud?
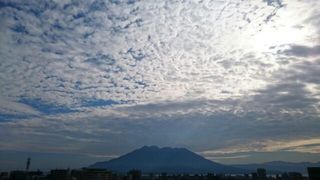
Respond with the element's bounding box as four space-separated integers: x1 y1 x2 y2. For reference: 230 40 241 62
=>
0 0 320 166
19 98 76 114
205 155 251 161
263 0 283 7
0 0 296 109
249 59 320 118
0 98 42 122
281 45 320 57
200 138 320 155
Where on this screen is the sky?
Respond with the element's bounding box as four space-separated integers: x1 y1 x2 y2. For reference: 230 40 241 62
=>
0 0 320 170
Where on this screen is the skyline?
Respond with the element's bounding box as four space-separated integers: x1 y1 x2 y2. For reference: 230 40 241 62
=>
0 0 320 170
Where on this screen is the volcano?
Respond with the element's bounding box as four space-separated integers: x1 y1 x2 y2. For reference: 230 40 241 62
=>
90 146 245 173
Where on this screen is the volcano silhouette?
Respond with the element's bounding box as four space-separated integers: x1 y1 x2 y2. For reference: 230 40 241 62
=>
90 146 244 173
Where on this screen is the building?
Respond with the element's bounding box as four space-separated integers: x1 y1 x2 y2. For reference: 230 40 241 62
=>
206 173 218 180
0 172 9 180
308 167 320 180
9 171 29 180
77 168 114 180
28 170 46 180
256 169 266 180
288 172 302 180
251 172 258 180
48 169 71 180
127 170 141 180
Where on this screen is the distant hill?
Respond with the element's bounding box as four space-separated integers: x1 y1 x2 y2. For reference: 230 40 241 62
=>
89 146 245 174
232 161 320 174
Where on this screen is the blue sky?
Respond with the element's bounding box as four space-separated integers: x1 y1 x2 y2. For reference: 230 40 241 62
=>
0 0 320 170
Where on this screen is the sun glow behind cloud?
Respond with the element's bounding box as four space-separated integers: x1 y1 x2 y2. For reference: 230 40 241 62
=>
257 5 310 47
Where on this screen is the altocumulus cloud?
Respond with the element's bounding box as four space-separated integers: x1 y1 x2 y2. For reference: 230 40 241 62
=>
0 0 320 167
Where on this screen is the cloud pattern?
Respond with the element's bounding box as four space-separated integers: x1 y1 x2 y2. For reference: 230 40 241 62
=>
0 0 320 167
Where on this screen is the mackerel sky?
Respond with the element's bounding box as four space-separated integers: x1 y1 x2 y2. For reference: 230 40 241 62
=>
0 0 320 170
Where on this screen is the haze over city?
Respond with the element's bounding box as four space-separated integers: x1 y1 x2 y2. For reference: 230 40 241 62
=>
0 0 320 171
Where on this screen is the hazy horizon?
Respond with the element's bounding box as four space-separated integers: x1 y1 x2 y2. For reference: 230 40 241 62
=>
1 145 320 171
1 0 320 170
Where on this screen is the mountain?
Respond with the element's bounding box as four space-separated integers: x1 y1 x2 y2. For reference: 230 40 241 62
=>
89 146 245 174
232 161 320 174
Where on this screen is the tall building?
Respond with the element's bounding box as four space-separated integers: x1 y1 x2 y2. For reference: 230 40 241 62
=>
308 167 320 180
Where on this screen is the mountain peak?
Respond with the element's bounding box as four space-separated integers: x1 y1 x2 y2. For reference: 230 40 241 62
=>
140 145 159 149
137 146 190 152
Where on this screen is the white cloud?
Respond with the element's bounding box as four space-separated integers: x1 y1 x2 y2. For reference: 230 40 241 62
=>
2 0 311 107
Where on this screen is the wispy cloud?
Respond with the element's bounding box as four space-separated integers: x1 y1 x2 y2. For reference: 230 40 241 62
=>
200 138 320 155
205 155 251 161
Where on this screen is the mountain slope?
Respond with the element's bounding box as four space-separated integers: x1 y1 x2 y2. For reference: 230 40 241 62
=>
90 146 244 173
